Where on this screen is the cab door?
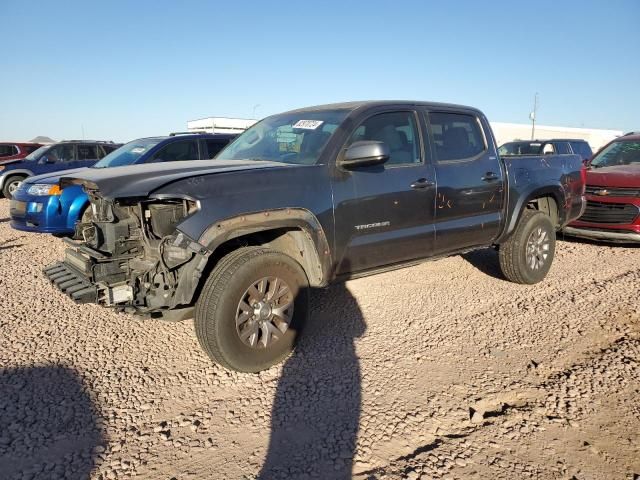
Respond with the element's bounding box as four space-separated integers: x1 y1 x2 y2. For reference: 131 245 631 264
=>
425 109 504 255
331 109 437 274
75 144 101 167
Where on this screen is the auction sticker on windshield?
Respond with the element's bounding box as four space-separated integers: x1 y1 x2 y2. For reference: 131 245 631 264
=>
293 120 323 130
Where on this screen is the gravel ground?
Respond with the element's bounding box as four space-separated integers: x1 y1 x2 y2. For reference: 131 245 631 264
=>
0 198 639 480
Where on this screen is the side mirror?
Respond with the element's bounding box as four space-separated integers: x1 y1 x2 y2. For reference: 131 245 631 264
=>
340 141 390 169
41 156 55 164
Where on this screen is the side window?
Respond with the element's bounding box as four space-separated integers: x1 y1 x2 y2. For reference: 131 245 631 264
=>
206 139 229 158
555 142 571 154
429 112 485 161
570 141 592 159
45 144 75 163
0 145 16 157
347 111 421 166
77 144 98 160
102 145 119 155
152 140 198 162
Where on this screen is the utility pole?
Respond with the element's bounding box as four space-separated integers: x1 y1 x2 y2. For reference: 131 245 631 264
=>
529 93 538 140
252 104 261 119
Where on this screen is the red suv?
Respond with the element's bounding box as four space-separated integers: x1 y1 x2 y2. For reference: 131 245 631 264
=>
565 133 640 243
0 142 43 165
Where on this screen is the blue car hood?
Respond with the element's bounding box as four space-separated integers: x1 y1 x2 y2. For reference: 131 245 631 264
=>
24 168 89 185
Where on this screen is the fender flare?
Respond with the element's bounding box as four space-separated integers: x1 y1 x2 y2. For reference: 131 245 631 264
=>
499 184 565 242
198 208 332 286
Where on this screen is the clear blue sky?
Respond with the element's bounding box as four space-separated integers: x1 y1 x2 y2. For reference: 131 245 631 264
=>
1 0 638 142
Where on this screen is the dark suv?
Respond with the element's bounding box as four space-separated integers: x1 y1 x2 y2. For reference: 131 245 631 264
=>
0 140 120 198
0 142 43 165
499 139 593 161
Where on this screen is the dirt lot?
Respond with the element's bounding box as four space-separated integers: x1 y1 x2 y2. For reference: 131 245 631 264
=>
0 198 638 480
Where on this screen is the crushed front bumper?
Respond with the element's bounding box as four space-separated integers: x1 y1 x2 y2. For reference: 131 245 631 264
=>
43 262 97 303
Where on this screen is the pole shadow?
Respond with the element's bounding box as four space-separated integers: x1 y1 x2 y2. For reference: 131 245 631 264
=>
258 282 366 479
0 365 106 480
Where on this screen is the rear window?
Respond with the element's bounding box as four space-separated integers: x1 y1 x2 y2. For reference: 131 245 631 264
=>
429 112 485 161
570 141 593 160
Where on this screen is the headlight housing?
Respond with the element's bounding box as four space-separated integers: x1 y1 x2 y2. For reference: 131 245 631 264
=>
27 184 62 196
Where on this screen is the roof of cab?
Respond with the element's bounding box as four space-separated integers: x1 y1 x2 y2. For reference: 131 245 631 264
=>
282 100 482 115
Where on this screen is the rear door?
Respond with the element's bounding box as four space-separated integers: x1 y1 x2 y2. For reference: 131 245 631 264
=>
149 139 199 162
76 144 101 167
425 109 504 254
331 109 437 273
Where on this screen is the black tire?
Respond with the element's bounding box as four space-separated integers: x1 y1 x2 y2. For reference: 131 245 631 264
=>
195 247 309 373
498 209 556 284
2 175 26 199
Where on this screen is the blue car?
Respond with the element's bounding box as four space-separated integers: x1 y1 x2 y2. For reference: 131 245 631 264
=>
9 133 237 236
0 140 120 198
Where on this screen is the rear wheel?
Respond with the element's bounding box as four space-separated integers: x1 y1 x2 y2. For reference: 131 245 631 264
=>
498 209 556 284
195 247 309 372
2 175 26 199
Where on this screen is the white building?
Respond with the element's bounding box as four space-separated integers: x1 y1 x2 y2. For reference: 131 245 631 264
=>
187 117 257 135
490 122 622 152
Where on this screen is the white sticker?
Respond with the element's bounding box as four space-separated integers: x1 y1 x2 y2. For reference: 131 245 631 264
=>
292 120 324 130
131 147 147 153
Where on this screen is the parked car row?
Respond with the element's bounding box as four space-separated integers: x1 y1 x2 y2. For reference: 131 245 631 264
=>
6 132 237 235
0 142 44 164
2 100 636 373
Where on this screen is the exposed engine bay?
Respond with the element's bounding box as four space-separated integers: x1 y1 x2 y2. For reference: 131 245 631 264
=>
45 191 207 318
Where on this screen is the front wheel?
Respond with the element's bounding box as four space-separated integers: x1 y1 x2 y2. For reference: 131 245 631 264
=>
195 247 309 373
498 209 556 284
2 175 26 199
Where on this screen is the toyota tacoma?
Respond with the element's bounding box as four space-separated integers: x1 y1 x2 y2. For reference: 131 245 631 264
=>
44 101 586 372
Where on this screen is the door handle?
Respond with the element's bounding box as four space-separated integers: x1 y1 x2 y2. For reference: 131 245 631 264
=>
410 178 435 189
481 172 499 182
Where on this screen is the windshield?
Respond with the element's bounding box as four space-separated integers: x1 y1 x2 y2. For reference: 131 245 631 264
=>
23 145 50 161
499 142 544 155
591 140 640 168
93 138 163 168
217 109 349 165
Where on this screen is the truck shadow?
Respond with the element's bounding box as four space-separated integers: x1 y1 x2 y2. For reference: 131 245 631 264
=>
461 247 506 280
258 283 366 479
0 365 106 480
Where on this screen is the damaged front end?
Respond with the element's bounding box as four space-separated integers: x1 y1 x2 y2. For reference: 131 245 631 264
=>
44 189 208 319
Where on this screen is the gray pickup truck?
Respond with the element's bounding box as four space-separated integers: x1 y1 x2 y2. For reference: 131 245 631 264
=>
44 101 586 372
